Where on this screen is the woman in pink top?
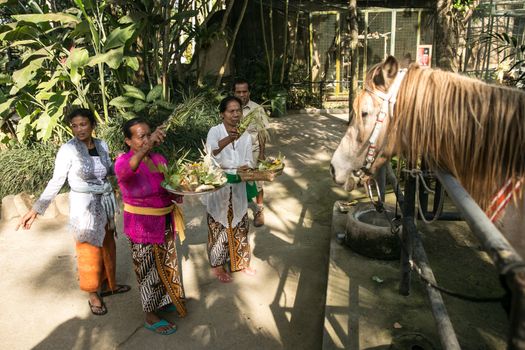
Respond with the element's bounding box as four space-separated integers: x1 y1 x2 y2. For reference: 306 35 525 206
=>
115 118 186 335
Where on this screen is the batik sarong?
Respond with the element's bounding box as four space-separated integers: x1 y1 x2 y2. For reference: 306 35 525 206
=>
130 222 186 317
207 189 251 272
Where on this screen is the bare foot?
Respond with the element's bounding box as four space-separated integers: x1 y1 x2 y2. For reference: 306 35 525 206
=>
242 267 256 276
212 266 233 283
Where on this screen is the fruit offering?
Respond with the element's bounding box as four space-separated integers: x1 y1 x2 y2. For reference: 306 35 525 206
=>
159 152 226 193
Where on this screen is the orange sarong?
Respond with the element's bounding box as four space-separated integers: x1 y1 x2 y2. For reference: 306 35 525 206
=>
75 228 116 292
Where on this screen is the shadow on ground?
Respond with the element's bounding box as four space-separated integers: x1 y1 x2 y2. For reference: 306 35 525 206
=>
0 112 509 349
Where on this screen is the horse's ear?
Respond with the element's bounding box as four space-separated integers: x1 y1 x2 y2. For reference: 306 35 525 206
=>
383 56 399 79
372 56 399 90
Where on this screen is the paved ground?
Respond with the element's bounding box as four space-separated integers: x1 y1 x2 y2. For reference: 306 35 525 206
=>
0 112 350 350
0 112 510 349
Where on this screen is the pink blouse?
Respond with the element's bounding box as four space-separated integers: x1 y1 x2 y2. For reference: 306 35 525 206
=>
115 151 181 244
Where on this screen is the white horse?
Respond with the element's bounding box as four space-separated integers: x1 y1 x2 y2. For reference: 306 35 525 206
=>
330 56 525 257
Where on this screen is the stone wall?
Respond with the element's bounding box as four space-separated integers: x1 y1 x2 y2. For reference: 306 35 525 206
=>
0 192 69 222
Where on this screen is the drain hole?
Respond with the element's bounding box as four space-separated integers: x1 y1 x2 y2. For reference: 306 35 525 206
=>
390 333 435 350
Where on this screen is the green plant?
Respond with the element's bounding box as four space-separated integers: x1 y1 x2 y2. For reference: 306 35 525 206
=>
0 142 59 199
452 0 474 12
157 92 220 161
109 84 175 121
0 0 138 144
487 32 525 88
98 91 221 163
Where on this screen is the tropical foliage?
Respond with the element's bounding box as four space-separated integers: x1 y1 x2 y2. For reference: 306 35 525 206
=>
0 0 227 148
0 0 232 197
489 32 525 89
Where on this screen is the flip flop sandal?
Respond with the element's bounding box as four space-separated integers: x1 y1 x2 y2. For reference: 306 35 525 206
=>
100 284 131 297
88 300 107 316
144 319 177 335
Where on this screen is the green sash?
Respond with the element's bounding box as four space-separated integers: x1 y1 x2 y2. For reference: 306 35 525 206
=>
225 173 258 201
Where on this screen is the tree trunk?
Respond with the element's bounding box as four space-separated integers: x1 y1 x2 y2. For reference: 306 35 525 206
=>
269 0 275 86
193 1 222 86
435 0 479 72
348 0 358 124
215 0 249 88
220 0 235 33
161 1 174 100
279 0 289 84
290 11 300 73
260 0 272 86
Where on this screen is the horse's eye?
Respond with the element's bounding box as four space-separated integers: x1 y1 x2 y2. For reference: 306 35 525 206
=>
361 112 368 118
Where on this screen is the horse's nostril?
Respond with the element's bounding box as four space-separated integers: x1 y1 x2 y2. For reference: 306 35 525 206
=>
329 164 335 178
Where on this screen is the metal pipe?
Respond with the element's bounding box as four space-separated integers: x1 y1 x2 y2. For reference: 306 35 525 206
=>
435 170 525 348
413 232 461 350
434 170 522 269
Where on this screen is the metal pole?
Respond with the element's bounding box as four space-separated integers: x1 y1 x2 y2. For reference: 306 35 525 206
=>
434 170 525 348
399 174 416 296
434 170 522 267
413 233 462 350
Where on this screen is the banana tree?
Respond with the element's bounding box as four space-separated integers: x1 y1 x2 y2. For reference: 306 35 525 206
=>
109 84 175 121
0 0 137 143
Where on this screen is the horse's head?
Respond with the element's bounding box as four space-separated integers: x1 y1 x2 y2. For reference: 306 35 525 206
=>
330 56 402 191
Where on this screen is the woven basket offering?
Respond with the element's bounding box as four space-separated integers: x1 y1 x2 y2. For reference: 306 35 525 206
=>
237 165 284 182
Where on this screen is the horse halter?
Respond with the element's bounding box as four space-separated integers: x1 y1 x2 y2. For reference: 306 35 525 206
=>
353 69 407 210
353 68 407 179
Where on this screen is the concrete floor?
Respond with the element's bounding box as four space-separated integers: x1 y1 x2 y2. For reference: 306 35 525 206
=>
0 112 350 350
324 198 509 349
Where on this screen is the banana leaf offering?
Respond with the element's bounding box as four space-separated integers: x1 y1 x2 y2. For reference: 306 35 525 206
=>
257 153 285 171
159 152 226 194
237 153 286 182
237 103 270 140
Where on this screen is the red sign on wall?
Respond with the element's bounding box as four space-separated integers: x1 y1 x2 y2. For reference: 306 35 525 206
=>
416 45 432 68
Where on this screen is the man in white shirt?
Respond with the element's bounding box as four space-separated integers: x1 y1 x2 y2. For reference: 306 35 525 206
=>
233 79 268 227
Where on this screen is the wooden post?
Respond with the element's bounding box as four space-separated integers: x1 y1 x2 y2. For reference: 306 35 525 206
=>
347 0 358 124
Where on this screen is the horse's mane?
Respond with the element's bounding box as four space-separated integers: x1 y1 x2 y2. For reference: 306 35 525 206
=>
391 65 525 209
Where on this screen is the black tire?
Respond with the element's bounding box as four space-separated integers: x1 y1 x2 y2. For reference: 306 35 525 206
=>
344 202 401 260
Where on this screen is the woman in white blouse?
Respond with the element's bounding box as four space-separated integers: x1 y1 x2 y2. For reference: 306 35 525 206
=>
17 108 130 316
203 96 256 283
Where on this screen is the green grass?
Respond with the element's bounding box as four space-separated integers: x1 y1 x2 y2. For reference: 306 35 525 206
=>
0 143 59 199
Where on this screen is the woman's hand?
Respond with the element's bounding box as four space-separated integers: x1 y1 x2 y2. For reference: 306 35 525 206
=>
238 164 251 171
213 128 240 156
149 127 166 148
16 209 38 231
227 127 240 142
